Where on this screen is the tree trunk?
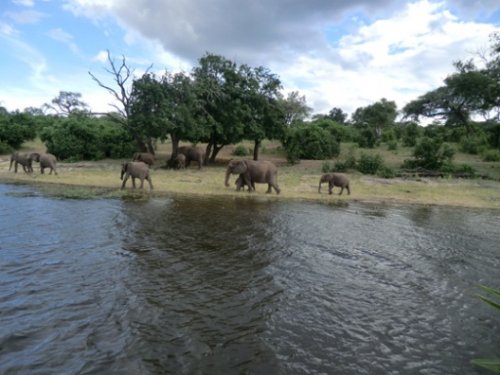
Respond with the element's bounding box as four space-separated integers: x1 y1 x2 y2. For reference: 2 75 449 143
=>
209 144 224 163
135 136 148 153
204 140 213 166
169 133 180 160
146 138 155 155
253 139 261 161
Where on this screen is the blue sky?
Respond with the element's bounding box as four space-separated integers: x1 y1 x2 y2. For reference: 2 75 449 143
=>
1 0 499 117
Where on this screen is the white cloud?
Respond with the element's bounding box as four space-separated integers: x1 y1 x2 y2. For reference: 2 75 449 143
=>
47 28 80 54
12 0 35 7
274 0 498 115
5 10 46 24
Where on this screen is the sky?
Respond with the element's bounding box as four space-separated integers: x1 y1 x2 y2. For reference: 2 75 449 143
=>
1 0 499 118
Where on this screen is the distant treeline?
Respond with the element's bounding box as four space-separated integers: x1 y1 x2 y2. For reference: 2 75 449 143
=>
1 34 499 170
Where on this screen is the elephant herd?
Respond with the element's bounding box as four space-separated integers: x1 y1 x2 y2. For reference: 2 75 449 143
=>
122 146 351 196
9 152 58 175
7 147 350 196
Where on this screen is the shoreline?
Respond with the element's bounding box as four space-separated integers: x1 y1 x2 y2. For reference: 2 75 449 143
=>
1 160 500 209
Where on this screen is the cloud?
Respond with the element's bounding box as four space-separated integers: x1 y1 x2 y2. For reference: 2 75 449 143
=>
5 10 46 24
12 0 35 7
47 28 80 54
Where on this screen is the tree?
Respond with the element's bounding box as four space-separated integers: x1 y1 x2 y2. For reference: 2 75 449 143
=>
44 91 89 115
239 65 285 160
352 98 398 140
89 50 152 151
278 91 312 127
129 73 168 155
162 71 205 162
193 53 246 164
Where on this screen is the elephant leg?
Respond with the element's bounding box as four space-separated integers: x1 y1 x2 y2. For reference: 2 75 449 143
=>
139 178 144 189
121 175 129 189
41 166 45 174
273 183 281 194
328 181 334 195
14 162 18 173
266 184 272 193
147 176 153 190
131 177 137 189
338 186 344 195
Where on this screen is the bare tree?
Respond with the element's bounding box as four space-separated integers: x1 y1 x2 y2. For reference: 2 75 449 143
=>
88 50 152 151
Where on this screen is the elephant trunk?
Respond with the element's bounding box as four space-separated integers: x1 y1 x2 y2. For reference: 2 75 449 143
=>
224 168 231 187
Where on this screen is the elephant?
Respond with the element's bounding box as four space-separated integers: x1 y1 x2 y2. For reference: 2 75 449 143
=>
9 152 33 173
225 159 280 194
235 174 254 192
175 153 186 169
132 152 155 167
318 173 350 195
120 161 153 190
30 152 58 175
177 146 204 169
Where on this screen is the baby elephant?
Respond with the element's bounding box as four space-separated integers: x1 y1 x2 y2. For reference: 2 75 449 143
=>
175 153 186 169
120 161 153 190
318 173 350 195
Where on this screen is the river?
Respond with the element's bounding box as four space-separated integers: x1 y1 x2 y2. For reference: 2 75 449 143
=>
0 183 499 374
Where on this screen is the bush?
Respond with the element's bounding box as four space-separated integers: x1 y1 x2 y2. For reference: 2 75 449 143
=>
377 166 396 178
387 140 398 151
40 115 135 161
232 144 250 156
460 135 488 155
357 153 384 175
402 122 421 147
0 111 37 149
409 137 455 170
481 149 500 162
0 142 12 154
283 124 340 163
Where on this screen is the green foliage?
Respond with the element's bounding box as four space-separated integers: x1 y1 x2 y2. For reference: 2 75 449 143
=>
471 285 500 373
405 137 455 170
357 153 384 175
402 122 422 147
377 165 396 178
482 149 500 162
357 128 378 148
439 163 476 176
283 124 340 163
459 134 488 154
0 142 12 154
232 144 250 156
387 140 398 151
312 118 358 143
40 115 135 161
0 111 37 149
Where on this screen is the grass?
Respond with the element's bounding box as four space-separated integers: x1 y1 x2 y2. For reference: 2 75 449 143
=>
1 140 500 208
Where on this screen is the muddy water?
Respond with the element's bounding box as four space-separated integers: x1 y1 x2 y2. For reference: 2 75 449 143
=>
0 183 499 374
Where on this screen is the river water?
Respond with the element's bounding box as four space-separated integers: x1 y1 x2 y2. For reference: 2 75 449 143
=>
0 183 499 374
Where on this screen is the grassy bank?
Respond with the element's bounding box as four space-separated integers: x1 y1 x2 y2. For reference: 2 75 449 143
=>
1 140 500 209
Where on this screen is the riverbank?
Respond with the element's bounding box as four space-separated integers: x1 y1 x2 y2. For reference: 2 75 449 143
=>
1 156 500 209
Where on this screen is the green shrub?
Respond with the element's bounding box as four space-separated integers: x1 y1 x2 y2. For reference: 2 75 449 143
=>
482 149 500 162
40 115 135 161
387 140 398 151
460 135 488 155
409 137 455 170
377 165 395 178
0 142 12 154
283 124 340 163
357 153 384 174
321 162 333 173
232 144 250 156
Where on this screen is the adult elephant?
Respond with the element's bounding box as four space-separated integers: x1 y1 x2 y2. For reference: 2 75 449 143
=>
120 161 153 190
9 152 33 173
177 146 203 169
30 152 58 175
225 159 280 194
133 152 155 167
